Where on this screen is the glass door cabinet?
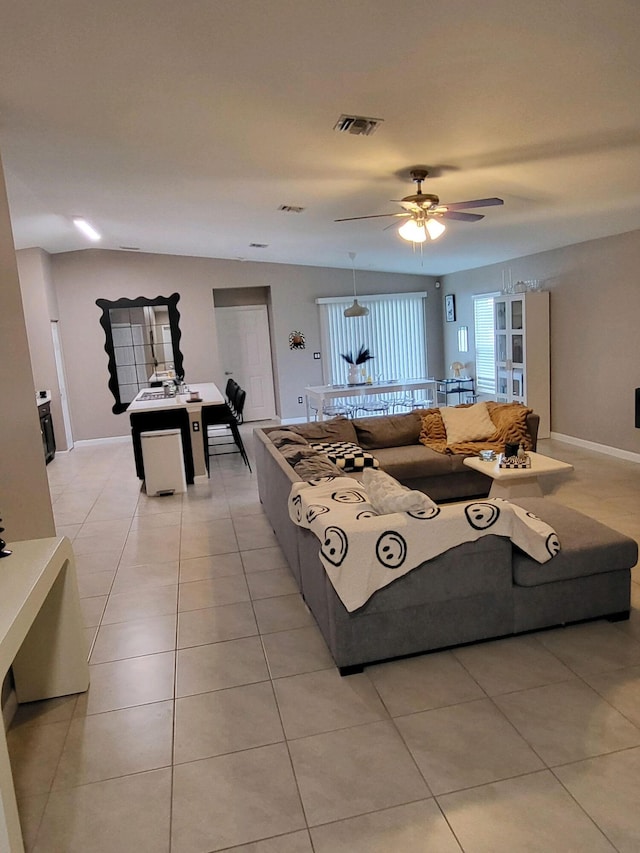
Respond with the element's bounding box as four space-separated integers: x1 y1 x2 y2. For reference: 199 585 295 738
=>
493 291 551 438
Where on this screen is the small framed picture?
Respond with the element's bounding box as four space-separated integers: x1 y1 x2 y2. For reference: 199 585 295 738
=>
445 294 456 322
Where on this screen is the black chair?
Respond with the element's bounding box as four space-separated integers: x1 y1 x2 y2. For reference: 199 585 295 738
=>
225 378 239 407
202 403 251 471
231 388 246 424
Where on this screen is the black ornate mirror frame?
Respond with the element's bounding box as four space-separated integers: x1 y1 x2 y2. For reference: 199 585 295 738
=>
96 293 184 414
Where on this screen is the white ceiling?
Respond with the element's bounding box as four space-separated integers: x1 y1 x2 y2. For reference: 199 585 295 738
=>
2 0 640 276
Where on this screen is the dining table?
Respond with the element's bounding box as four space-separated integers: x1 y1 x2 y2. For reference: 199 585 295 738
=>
127 381 225 482
304 377 437 421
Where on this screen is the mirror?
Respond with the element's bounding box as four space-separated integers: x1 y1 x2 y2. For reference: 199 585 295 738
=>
96 293 184 413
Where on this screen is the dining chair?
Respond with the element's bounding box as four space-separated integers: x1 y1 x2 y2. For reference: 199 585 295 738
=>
356 395 391 417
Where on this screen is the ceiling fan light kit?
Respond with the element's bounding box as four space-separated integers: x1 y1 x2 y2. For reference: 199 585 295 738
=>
336 168 504 249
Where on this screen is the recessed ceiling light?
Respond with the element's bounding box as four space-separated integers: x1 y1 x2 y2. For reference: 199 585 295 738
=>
72 217 101 241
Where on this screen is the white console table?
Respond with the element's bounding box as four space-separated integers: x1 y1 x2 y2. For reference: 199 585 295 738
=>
304 378 437 421
0 537 89 852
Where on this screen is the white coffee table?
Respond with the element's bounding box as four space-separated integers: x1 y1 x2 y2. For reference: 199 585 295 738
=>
463 451 573 499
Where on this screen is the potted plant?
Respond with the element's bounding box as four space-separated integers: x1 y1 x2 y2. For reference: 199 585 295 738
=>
341 345 374 384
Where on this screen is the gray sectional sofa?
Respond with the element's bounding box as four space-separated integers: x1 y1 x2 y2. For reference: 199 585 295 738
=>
254 415 637 674
269 410 539 502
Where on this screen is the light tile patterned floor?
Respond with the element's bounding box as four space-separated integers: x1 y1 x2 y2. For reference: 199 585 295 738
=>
9 432 640 852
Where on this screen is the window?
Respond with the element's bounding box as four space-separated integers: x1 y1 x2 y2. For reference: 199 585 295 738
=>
473 294 497 394
317 292 428 384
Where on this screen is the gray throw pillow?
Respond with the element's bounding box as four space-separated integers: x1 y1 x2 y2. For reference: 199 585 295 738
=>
291 416 358 445
279 444 321 466
268 430 309 449
293 456 343 480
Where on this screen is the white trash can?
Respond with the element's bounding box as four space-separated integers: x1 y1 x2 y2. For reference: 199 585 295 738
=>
140 429 187 496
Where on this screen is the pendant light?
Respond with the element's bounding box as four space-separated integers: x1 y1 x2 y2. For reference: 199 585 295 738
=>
344 251 369 317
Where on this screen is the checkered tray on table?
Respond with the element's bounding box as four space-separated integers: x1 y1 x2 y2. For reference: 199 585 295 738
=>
499 454 531 469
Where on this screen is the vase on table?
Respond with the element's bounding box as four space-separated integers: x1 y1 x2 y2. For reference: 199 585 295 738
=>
347 365 359 385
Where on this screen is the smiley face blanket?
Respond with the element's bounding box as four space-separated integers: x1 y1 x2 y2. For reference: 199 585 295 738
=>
288 477 560 612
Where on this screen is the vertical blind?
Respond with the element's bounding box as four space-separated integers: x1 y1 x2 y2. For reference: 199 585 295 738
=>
317 293 428 384
473 294 497 394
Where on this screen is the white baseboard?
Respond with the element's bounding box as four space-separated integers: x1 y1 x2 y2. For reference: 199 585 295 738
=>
549 432 640 465
72 435 130 447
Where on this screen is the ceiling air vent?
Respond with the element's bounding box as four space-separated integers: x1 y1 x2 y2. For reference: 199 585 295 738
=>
249 243 269 248
278 205 305 213
333 114 383 136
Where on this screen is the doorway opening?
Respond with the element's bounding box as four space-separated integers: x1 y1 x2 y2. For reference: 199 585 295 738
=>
212 288 277 421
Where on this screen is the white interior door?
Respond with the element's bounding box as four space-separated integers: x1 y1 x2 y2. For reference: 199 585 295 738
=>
215 306 276 421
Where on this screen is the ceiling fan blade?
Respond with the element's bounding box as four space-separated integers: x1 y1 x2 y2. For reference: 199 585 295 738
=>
441 210 485 222
442 197 504 211
334 212 405 222
383 214 411 231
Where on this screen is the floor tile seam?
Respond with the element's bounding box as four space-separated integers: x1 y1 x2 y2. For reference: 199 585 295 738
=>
168 603 181 853
490 674 640 766
177 597 252 615
74 695 176 721
175 630 260 652
90 632 179 665
172 732 287 769
305 795 440 836
303 792 437 831
47 763 175 800
476 693 554 770
529 633 621 681
87 646 177 671
451 768 589 813
33 708 80 809
22 789 51 852
445 647 499 700
388 693 505 723
547 742 640 774
545 764 626 851
272 688 328 836
459 672 577 702
177 573 248 590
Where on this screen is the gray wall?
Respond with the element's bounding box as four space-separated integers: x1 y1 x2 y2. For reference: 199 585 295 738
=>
50 249 440 439
441 228 640 454
0 159 55 541
16 248 70 450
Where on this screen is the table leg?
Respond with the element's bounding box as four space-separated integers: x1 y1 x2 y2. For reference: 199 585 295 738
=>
12 557 90 703
0 730 23 852
489 477 544 499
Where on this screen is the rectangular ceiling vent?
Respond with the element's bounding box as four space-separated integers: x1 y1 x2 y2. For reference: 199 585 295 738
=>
278 205 305 213
249 243 269 248
333 114 383 136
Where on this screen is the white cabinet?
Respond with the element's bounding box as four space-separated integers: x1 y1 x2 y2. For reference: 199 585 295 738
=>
494 292 550 438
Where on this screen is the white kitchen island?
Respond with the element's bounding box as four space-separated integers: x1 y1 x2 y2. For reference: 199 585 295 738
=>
127 382 225 482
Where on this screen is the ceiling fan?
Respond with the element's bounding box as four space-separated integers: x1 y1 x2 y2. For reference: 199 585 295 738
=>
335 169 504 243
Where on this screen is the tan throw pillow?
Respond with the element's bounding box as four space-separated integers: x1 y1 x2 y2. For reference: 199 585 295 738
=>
440 402 497 446
361 468 438 515
419 408 447 443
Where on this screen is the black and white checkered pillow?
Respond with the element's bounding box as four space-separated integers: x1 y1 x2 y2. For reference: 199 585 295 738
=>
310 441 380 472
